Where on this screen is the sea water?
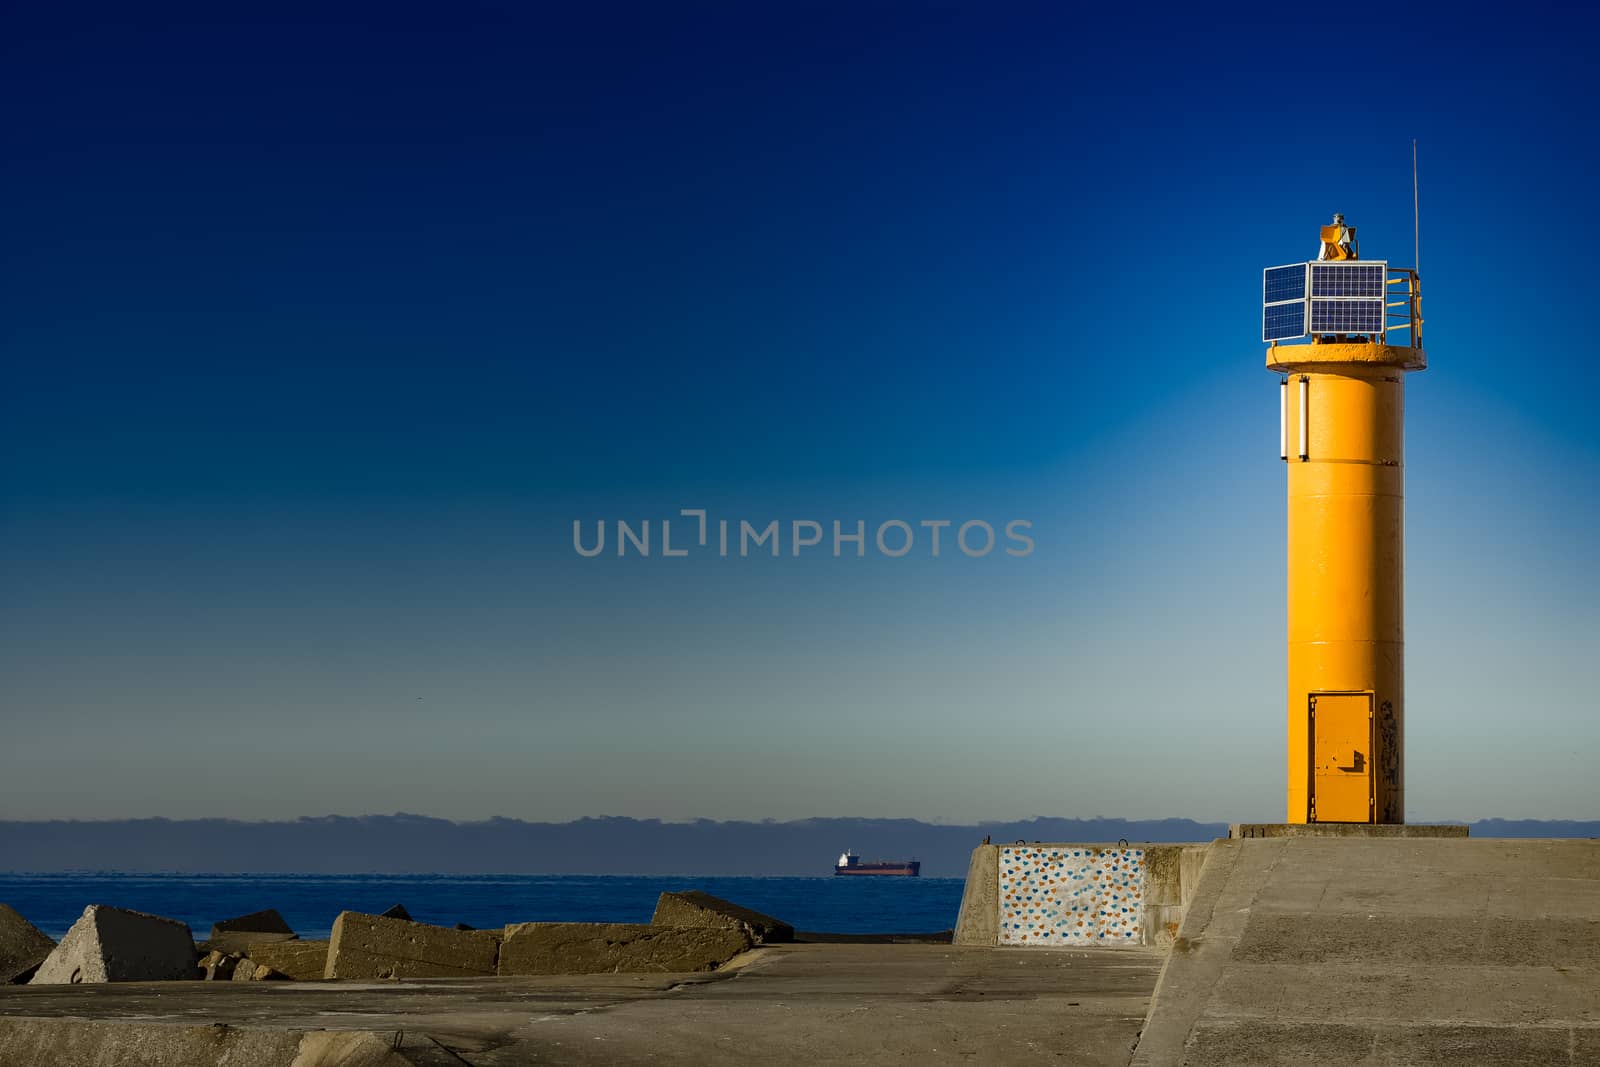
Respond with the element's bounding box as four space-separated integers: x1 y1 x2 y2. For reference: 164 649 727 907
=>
0 872 965 940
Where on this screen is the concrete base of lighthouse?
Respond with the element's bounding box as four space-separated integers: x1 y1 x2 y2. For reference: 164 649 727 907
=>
1229 822 1467 839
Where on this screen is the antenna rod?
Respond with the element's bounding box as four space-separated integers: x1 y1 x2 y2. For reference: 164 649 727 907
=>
1412 139 1420 273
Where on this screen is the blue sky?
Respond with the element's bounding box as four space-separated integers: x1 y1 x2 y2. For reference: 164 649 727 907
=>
2 2 1595 823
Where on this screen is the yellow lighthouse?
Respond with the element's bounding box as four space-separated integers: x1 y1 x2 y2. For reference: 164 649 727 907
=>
1262 216 1424 824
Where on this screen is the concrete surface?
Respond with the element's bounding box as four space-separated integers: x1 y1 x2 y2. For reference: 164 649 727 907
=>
0 1017 456 1066
0 943 1164 1065
498 921 750 975
651 890 794 944
953 842 999 945
30 906 195 985
1131 837 1600 1066
1177 847 1207 910
326 912 499 980
1229 822 1469 839
794 929 952 944
247 939 329 980
0 905 53 985
1140 845 1211 947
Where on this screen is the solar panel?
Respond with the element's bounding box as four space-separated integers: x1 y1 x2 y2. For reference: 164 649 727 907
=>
1264 264 1308 304
1264 301 1307 341
1310 298 1384 333
1262 263 1309 341
1264 260 1388 341
1310 263 1385 298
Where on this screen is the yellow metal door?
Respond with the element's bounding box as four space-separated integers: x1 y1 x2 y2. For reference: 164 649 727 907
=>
1308 693 1374 823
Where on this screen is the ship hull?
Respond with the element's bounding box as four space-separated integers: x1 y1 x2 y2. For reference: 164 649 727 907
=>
834 862 920 877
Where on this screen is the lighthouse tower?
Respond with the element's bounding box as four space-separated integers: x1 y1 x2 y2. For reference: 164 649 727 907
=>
1262 216 1425 824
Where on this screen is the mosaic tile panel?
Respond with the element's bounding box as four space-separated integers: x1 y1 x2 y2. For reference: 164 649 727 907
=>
998 846 1144 946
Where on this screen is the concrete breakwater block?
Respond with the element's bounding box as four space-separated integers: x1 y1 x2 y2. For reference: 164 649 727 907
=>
325 912 499 979
0 904 56 984
652 890 794 944
246 939 329 981
498 922 751 975
207 908 297 955
30 905 196 984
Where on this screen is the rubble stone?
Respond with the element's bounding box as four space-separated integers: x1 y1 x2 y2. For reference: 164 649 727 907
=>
651 891 795 944
378 904 412 922
0 903 55 984
29 906 196 984
231 958 283 981
196 950 240 981
498 922 751 975
325 912 498 979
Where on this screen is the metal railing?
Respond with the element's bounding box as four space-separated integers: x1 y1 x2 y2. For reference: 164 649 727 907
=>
1384 268 1422 348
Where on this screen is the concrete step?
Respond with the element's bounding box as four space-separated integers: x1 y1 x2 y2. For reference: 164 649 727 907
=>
1131 836 1600 1066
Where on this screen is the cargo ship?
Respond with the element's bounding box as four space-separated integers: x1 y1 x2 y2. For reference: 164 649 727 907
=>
834 849 920 877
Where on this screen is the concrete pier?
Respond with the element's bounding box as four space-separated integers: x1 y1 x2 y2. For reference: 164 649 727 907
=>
1132 836 1600 1065
0 944 1163 1065
1 836 1595 1064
